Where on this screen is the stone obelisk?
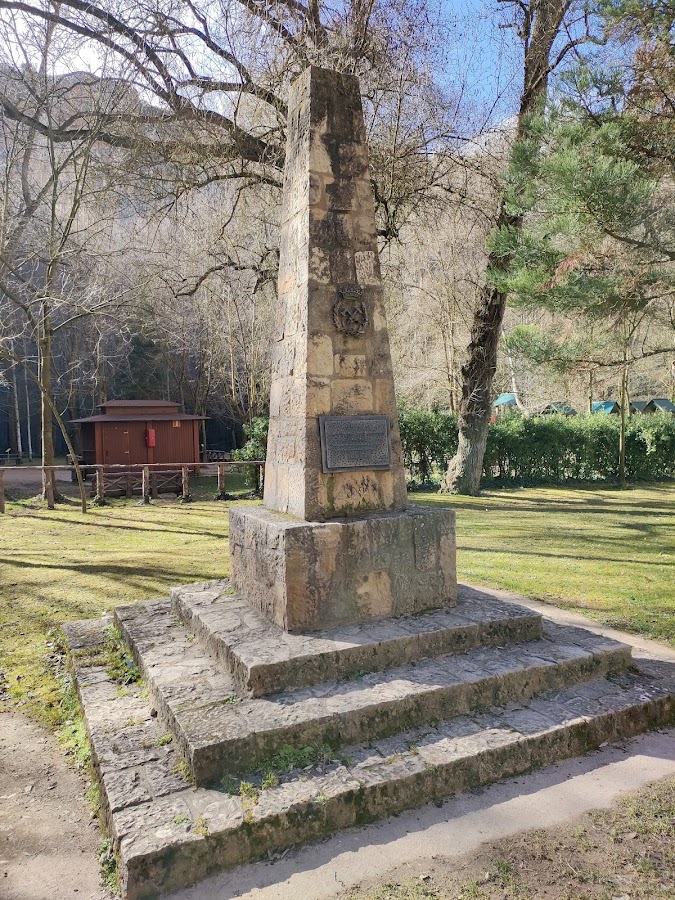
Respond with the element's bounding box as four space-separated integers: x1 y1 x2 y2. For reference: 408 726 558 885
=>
229 67 456 632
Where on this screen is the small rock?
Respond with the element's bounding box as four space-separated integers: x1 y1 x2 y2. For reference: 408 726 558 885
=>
150 708 158 718
24 784 33 794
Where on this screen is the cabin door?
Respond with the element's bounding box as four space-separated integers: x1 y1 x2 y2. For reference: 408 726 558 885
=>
103 425 148 466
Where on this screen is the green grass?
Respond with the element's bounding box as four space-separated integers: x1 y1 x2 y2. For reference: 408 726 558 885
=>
0 484 673 727
417 483 675 645
0 493 257 725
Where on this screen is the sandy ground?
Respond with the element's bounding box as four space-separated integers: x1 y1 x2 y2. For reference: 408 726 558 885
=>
0 710 112 900
1 465 80 499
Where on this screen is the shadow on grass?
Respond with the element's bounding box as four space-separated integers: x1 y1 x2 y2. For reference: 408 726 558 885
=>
419 496 674 517
36 512 230 541
458 542 674 567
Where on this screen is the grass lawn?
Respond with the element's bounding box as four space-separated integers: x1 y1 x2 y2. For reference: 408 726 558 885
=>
418 482 675 647
0 482 673 728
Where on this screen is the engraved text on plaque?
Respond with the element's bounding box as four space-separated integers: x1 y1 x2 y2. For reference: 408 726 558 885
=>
319 415 392 473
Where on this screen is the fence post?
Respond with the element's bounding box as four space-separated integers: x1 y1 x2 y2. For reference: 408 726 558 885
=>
95 467 106 505
180 467 191 502
45 467 55 510
142 466 151 504
215 463 227 500
0 469 5 514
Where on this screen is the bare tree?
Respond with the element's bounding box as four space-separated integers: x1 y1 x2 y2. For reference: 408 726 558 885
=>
0 0 481 241
0 15 132 495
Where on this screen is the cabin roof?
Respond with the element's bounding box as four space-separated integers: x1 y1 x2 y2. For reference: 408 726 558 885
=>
99 399 179 407
591 401 619 414
72 414 205 424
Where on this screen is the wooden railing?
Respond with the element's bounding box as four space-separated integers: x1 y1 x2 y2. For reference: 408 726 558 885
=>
0 460 265 514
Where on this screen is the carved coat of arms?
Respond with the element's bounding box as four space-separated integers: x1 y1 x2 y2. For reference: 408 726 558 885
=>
333 284 368 337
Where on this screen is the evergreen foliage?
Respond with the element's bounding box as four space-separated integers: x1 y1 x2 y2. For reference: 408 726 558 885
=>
242 412 675 486
398 410 675 486
232 417 269 462
397 407 457 486
484 413 675 484
232 417 269 492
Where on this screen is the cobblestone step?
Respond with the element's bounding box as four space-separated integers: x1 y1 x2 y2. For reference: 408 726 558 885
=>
114 598 632 785
64 617 675 900
170 580 544 697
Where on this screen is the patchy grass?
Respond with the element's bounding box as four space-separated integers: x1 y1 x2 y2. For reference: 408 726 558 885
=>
97 838 120 896
1 485 673 728
417 483 675 646
217 742 340 797
345 777 675 899
0 495 260 725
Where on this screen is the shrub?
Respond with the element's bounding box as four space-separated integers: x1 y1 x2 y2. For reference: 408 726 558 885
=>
483 412 675 484
232 411 675 486
397 408 457 486
232 417 269 491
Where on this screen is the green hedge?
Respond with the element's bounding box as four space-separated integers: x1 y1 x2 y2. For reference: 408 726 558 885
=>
232 417 269 491
235 411 675 486
397 408 458 484
399 411 675 485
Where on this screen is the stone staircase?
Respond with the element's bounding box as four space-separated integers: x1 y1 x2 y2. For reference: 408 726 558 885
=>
65 581 675 900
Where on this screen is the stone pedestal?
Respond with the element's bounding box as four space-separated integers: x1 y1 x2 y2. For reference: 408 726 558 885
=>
229 66 457 631
229 505 456 632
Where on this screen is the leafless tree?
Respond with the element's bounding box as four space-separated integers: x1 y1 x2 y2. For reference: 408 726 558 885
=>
0 15 133 495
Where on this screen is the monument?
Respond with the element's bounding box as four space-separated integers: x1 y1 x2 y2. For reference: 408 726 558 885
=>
62 66 674 900
229 66 457 632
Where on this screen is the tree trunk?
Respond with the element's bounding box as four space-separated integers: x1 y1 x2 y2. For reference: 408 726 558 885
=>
10 355 22 459
588 369 594 414
506 348 527 414
24 356 33 460
442 277 508 493
618 360 628 488
39 322 55 499
443 0 572 494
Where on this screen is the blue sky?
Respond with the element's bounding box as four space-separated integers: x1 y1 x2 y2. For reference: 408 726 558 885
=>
435 0 523 129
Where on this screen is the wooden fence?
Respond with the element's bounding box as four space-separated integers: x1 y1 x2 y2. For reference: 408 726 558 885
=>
0 461 265 514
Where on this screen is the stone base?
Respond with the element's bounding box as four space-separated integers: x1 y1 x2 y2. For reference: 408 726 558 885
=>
228 504 457 632
64 596 675 900
170 581 544 697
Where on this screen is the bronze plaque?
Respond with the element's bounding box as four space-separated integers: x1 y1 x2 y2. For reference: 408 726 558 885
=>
319 415 392 472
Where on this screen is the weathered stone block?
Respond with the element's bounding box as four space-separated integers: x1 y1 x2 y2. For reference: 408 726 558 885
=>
263 67 408 522
229 504 457 632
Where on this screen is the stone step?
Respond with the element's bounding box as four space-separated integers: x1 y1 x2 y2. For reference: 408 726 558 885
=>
170 580 545 697
114 599 632 785
64 617 675 900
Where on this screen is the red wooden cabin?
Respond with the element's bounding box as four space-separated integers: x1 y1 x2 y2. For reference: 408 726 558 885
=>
72 401 204 469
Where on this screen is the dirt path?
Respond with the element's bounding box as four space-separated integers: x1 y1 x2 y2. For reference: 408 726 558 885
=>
0 709 111 900
1 466 80 499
